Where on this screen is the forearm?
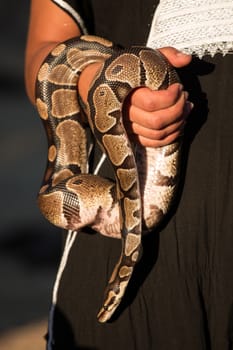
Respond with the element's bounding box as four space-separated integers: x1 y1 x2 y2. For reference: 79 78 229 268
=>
25 0 81 105
25 44 101 108
25 42 61 104
25 0 192 148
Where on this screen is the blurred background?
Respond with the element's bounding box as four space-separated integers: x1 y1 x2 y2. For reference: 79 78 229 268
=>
0 1 62 348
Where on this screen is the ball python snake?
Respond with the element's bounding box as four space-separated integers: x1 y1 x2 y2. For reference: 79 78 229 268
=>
35 35 181 323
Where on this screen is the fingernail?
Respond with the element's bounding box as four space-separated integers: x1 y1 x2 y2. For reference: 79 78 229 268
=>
186 101 194 112
176 51 191 57
178 83 183 92
184 91 189 100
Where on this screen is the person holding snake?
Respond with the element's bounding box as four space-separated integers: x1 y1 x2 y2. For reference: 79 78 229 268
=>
25 0 233 349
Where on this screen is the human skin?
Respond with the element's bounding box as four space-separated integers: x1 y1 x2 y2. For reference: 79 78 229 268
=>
25 0 193 148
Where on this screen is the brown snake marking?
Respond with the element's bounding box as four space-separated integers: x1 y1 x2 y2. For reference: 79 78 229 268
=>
35 35 181 323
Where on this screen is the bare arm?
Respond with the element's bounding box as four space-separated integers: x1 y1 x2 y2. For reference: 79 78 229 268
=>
25 0 192 146
25 0 81 104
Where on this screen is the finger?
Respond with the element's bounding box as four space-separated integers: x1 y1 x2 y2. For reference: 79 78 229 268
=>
159 47 192 68
128 99 192 140
128 83 183 112
126 98 193 147
131 131 183 148
129 116 185 141
127 90 189 129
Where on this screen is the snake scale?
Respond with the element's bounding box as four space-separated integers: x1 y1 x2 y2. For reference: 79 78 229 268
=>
35 35 181 323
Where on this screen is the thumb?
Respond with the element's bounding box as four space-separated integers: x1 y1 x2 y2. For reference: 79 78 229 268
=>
159 46 192 68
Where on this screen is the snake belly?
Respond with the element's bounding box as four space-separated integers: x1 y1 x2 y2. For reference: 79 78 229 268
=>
35 35 181 323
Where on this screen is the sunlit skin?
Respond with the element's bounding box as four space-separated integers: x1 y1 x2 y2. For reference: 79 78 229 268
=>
25 0 193 148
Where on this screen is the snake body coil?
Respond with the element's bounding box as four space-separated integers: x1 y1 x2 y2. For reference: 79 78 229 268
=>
36 35 181 322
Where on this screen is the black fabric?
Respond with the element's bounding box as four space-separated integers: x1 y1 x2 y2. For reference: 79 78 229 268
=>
48 2 233 349
58 0 157 47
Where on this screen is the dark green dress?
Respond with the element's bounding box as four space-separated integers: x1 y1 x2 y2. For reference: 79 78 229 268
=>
48 1 233 349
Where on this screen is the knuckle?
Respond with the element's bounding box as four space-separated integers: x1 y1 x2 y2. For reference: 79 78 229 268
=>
147 128 167 141
150 114 165 130
142 94 157 111
169 102 185 120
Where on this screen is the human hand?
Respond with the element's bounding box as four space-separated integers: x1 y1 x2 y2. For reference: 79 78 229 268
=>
124 47 193 147
78 47 193 148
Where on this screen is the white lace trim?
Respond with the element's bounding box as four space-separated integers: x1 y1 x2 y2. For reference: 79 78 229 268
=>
147 0 233 58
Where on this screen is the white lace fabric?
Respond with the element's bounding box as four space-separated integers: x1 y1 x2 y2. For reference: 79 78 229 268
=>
147 0 233 58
